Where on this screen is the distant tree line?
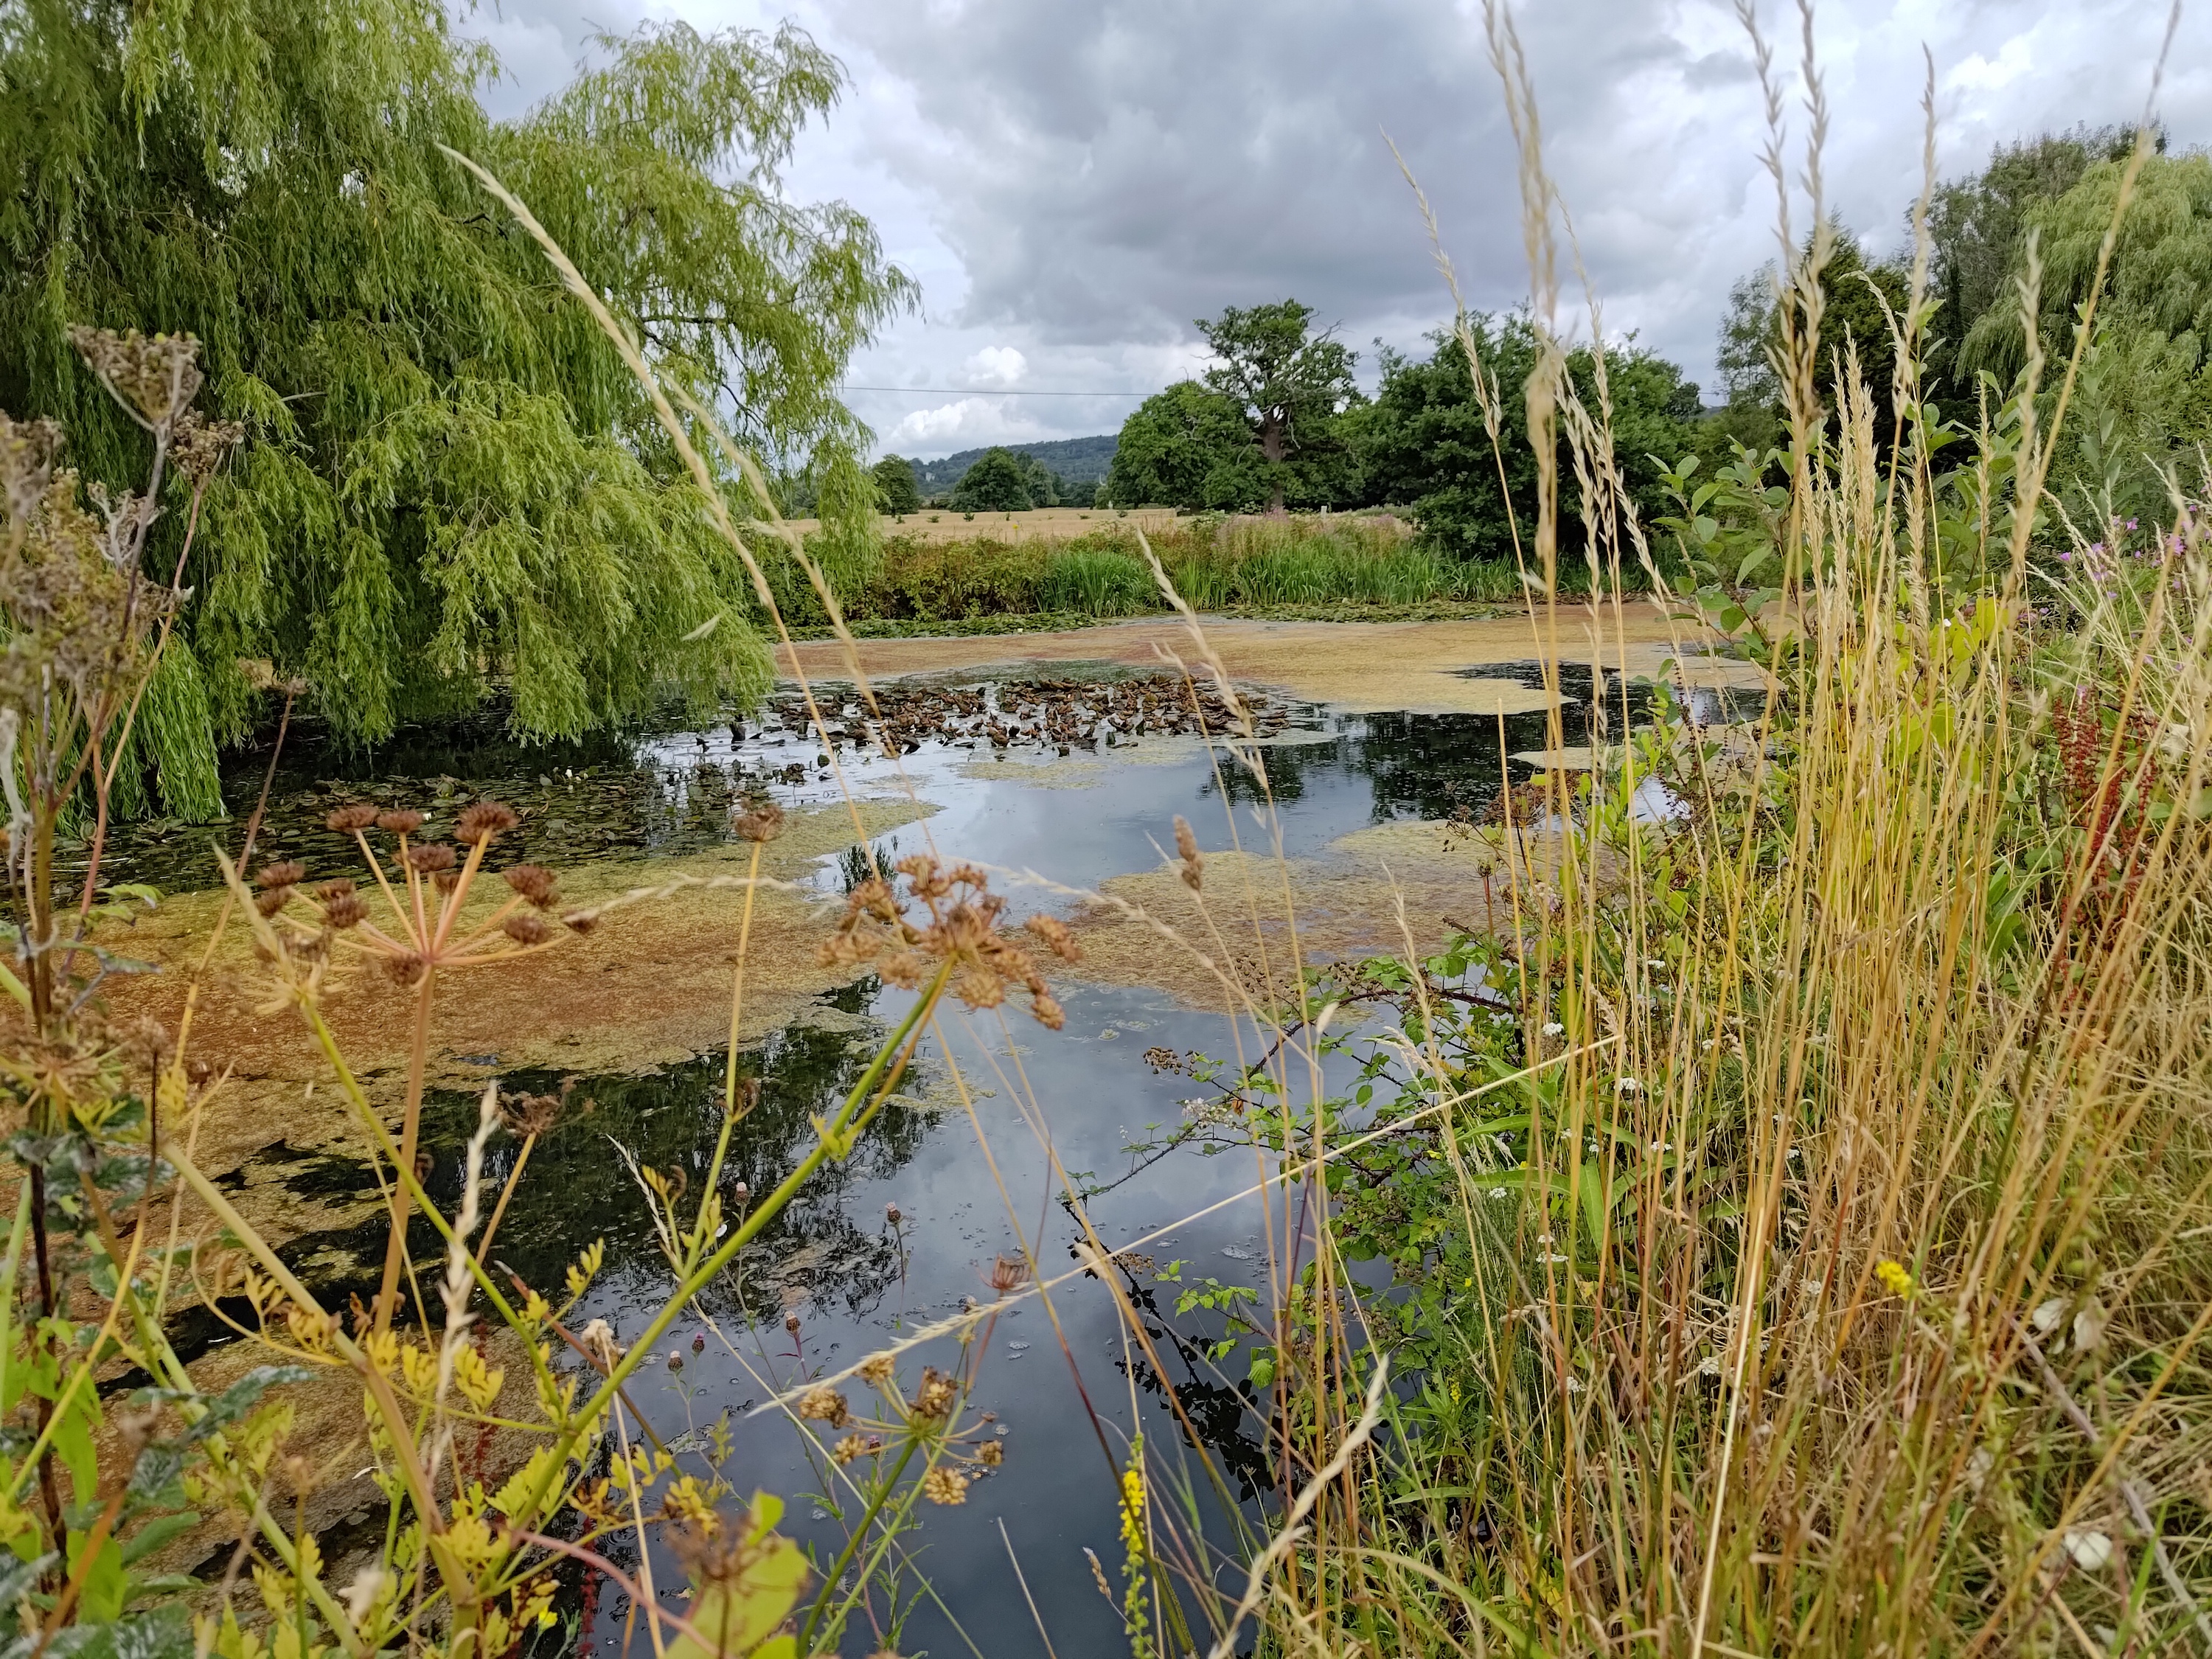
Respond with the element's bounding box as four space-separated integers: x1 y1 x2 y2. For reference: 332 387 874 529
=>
1065 120 2211 563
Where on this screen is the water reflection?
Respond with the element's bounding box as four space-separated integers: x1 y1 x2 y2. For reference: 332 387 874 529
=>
113 656 1769 1652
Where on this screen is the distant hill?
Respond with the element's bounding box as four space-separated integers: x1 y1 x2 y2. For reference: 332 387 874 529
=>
909 434 1119 497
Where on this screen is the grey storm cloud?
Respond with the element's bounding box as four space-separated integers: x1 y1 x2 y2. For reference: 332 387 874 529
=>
825 0 1704 347
465 0 2211 445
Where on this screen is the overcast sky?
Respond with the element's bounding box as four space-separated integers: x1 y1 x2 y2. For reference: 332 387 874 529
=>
467 0 2206 460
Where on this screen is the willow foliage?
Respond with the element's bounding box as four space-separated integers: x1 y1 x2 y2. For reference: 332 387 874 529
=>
1955 153 2212 518
1 1 911 809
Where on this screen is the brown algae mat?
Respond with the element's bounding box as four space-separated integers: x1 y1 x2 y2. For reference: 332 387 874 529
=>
94 799 931 1251
782 602 1761 716
1065 819 1575 1011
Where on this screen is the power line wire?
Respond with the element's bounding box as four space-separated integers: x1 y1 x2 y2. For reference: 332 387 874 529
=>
836 385 1155 397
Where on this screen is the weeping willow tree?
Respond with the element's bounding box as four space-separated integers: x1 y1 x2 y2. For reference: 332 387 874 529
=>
1959 150 2212 522
0 1 910 815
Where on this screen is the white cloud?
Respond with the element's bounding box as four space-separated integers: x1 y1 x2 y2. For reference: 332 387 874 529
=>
964 345 1027 386
883 397 1046 451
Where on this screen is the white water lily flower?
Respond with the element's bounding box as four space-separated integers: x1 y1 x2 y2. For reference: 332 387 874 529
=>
2063 1529 2113 1572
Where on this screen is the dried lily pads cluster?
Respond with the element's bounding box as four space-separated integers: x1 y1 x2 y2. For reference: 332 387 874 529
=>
773 672 1293 758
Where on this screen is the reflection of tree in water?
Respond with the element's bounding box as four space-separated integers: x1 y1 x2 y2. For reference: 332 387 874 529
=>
94 692 780 891
1109 1276 1275 1506
412 986 925 1323
1209 661 1700 827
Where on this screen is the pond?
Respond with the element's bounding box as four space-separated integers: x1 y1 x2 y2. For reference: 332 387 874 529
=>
102 637 1761 1655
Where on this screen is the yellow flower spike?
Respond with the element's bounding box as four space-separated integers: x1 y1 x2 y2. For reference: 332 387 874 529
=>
1875 1259 1916 1300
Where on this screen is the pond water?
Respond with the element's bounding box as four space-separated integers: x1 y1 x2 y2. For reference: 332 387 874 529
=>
108 655 1756 1654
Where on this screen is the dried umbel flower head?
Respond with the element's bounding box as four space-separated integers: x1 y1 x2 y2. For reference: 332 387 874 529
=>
858 1352 896 1387
0 413 64 524
254 886 293 919
320 883 366 930
911 1366 956 1419
326 804 380 834
920 1467 968 1506
255 860 305 891
502 864 559 908
454 801 519 846
375 809 425 836
732 800 785 843
169 410 244 482
404 842 456 875
69 327 204 430
499 1091 564 1138
797 1386 849 1428
830 1434 869 1467
818 854 1065 1029
989 1254 1030 1294
502 913 551 946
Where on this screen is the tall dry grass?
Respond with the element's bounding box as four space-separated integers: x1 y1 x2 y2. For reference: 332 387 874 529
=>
1089 4 2212 1654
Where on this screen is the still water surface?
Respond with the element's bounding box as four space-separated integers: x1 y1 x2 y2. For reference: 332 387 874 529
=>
106 659 1741 1653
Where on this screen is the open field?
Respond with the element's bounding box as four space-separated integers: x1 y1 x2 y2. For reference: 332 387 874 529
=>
781 505 1413 546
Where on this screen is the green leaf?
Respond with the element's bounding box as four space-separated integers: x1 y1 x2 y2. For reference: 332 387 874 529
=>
662 1494 807 1659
